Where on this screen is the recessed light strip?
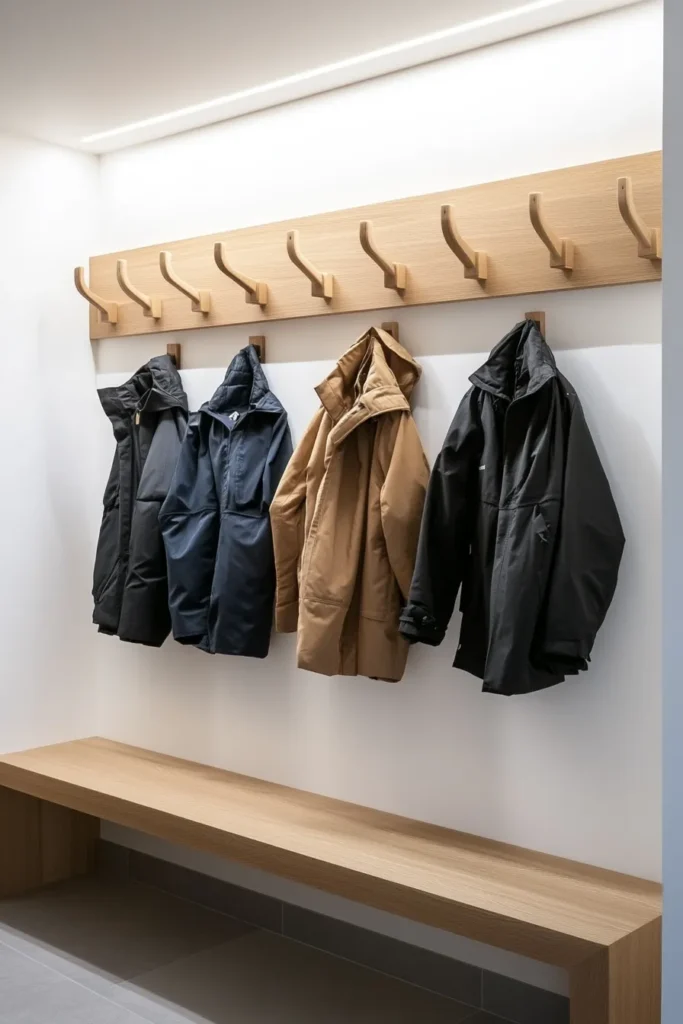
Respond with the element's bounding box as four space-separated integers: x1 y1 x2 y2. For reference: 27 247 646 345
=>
81 0 641 147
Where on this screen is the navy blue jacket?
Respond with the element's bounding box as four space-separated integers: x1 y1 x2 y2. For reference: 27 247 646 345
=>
160 346 292 658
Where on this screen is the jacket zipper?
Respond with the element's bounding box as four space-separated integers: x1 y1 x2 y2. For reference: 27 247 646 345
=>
133 410 142 476
224 427 232 508
487 387 547 661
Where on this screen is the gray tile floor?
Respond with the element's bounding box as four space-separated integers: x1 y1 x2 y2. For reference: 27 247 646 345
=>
0 878 509 1023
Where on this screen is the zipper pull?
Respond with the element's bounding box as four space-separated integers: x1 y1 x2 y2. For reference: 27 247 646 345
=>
135 412 140 426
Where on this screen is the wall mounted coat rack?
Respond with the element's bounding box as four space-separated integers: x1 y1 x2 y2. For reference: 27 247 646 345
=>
78 152 661 341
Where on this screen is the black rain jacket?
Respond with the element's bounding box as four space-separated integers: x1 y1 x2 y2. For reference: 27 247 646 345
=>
93 355 189 646
160 346 293 658
400 320 625 695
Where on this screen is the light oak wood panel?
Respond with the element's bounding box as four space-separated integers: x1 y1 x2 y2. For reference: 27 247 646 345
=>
0 738 661 972
0 786 42 897
0 785 97 897
40 800 98 886
570 918 662 1024
86 152 661 341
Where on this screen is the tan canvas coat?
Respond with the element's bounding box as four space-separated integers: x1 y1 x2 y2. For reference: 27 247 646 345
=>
270 327 429 681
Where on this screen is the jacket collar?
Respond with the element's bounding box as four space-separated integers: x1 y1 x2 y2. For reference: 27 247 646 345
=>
207 345 283 418
470 320 558 402
316 326 420 425
98 354 188 423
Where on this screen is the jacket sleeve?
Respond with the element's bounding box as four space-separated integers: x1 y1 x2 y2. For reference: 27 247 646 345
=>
270 408 324 633
399 387 483 646
379 413 430 600
92 449 121 635
536 394 625 674
159 414 219 645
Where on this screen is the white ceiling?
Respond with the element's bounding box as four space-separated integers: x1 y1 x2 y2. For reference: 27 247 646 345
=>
0 0 643 152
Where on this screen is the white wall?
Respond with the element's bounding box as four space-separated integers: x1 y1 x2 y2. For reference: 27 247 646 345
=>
98 3 661 253
661 0 680 1019
0 133 101 751
93 1 662 995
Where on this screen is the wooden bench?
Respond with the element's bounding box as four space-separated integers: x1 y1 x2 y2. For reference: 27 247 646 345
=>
0 737 661 1023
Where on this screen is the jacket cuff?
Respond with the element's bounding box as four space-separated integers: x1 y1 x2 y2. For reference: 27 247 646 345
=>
536 640 589 676
275 600 299 633
399 608 444 647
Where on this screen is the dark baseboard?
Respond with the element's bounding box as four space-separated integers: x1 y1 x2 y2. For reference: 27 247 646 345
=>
97 839 569 1024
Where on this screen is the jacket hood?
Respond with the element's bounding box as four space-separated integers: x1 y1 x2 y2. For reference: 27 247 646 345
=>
207 345 283 422
316 326 421 423
98 354 188 426
470 320 558 402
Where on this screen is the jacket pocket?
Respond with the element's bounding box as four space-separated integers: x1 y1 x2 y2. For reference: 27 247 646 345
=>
233 426 272 511
93 501 120 601
94 557 120 603
531 503 557 605
533 504 550 544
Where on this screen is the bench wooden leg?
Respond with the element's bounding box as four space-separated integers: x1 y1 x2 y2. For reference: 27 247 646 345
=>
570 918 661 1024
0 785 98 898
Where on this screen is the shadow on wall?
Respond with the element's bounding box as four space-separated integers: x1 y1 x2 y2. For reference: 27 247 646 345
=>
91 282 661 375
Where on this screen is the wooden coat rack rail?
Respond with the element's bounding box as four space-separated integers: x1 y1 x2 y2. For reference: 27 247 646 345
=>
78 151 661 341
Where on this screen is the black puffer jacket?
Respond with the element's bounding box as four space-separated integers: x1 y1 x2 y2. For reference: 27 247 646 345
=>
160 346 292 658
93 355 188 646
400 320 625 695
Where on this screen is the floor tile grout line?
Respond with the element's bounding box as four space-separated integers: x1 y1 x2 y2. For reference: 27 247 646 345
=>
488 1000 528 1024
0 888 249 1021
0 935 161 1024
0 908 237 979
109 849 570 1020
119 933 255 988
126 875 280 937
122 925 480 1015
116 859 568 1021
475 1010 526 1024
0 925 512 1024
131 875 481 1009
460 1011 519 1024
1 873 537 1024
0 916 512 1024
265 929 482 1014
2 913 481 1021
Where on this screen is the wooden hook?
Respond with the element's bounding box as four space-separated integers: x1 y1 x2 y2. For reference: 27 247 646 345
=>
214 243 268 306
380 321 400 343
529 193 574 271
359 221 407 292
286 230 334 300
166 343 181 369
440 206 488 282
74 267 118 325
116 259 162 319
160 252 211 313
617 177 661 261
525 311 546 336
249 335 266 363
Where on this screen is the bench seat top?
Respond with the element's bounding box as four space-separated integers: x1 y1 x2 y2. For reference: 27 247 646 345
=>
0 737 661 968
